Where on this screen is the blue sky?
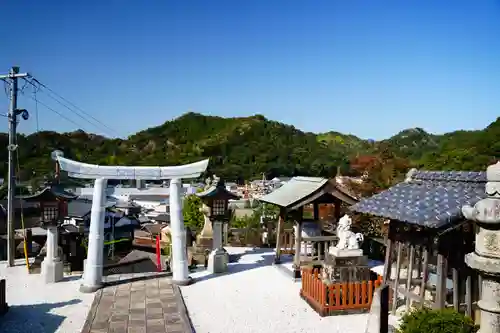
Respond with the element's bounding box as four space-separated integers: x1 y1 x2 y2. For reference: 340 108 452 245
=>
1 0 499 140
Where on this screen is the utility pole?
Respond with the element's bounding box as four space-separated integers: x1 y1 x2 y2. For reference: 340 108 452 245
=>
0 67 29 267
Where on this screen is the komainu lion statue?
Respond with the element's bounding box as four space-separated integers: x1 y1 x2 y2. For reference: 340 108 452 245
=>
335 214 364 250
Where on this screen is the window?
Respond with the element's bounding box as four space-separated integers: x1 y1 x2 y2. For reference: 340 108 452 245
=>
212 200 226 216
43 204 59 222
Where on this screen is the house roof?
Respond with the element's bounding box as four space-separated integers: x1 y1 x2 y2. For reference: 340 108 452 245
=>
20 186 77 202
349 170 487 228
129 194 169 203
67 200 93 217
152 213 170 223
259 176 357 210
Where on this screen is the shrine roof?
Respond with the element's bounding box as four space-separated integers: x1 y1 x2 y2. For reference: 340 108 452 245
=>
19 185 78 202
196 181 240 200
349 170 487 228
259 176 357 210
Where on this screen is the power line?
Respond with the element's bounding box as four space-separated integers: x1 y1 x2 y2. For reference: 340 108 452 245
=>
27 77 121 137
24 93 87 130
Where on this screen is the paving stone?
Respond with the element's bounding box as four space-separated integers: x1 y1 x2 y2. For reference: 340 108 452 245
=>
90 329 108 333
163 304 178 313
128 319 145 327
127 327 146 333
147 312 165 320
109 321 128 333
164 313 181 325
111 313 130 323
165 323 186 333
147 307 163 315
131 301 146 309
147 318 166 331
91 319 109 330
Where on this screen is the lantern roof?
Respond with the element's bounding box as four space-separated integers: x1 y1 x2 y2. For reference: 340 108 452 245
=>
196 177 240 201
19 185 78 202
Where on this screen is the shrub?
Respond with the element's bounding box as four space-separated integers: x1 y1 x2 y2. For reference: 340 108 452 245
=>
397 308 478 333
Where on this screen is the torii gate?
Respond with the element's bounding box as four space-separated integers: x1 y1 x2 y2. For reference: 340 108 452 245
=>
53 151 209 292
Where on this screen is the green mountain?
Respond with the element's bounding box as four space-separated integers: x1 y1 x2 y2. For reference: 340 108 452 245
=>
1 112 499 183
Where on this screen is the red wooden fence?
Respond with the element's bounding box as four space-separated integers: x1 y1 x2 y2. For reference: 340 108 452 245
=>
300 267 383 316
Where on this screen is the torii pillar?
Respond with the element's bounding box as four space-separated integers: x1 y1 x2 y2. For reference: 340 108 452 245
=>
53 151 209 292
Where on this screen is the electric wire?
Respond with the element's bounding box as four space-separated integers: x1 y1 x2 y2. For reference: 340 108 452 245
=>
27 77 120 137
21 78 90 132
32 82 40 133
24 93 88 130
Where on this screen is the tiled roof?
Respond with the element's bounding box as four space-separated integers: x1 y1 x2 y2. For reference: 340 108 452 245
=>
349 170 487 228
259 177 328 208
20 186 77 202
67 200 93 217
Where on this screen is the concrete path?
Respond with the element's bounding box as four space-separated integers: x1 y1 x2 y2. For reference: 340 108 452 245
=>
82 273 192 333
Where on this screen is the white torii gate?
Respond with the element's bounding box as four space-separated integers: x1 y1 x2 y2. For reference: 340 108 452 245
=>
54 152 209 292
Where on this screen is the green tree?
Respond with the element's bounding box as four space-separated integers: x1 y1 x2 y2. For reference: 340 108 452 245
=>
183 194 204 230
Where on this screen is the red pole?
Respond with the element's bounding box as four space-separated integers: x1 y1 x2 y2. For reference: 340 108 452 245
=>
156 235 161 272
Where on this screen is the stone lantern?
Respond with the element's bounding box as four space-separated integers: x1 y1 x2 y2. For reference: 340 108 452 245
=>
196 175 239 273
21 183 77 283
462 161 500 333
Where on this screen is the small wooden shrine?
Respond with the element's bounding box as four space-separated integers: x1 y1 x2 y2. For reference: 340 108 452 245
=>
350 169 484 317
259 176 358 278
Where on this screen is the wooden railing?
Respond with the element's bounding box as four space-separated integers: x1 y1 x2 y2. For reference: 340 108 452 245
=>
300 267 383 316
301 235 338 263
279 230 337 264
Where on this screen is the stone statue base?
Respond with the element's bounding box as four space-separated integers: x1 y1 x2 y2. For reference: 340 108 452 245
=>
329 247 363 258
322 250 368 285
207 248 229 274
41 258 64 284
196 236 213 250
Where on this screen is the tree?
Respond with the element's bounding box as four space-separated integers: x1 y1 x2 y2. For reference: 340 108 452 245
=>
348 147 410 197
182 194 204 230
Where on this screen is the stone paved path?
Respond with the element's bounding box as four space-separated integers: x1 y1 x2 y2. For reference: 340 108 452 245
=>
82 274 192 333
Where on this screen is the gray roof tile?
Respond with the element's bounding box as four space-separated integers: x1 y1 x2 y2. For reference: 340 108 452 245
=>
349 170 487 228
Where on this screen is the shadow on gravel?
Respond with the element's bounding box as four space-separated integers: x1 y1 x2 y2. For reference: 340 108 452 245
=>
0 299 81 333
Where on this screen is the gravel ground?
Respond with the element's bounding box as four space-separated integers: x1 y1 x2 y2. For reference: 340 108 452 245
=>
0 259 94 333
181 247 399 333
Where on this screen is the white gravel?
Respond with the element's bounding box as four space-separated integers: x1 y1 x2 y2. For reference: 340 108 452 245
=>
181 247 398 333
0 259 94 333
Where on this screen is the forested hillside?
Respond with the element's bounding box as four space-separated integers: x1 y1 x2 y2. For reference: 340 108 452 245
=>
1 112 498 184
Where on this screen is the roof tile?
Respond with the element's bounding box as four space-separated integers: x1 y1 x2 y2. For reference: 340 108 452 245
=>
349 170 487 228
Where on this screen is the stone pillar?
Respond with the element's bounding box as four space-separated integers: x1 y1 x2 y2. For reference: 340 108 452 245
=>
41 225 63 283
208 220 229 274
80 178 107 293
170 178 191 285
213 221 223 249
463 162 500 333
